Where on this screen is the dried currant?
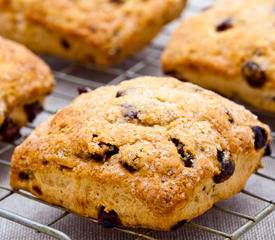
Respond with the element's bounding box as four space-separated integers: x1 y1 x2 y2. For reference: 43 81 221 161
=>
32 186 42 195
120 104 139 120
225 109 234 123
264 144 272 156
172 139 194 168
61 39 70 49
77 87 92 95
122 161 137 173
214 150 235 183
18 171 30 180
89 24 97 32
98 207 121 228
242 62 266 87
171 219 186 231
24 101 43 122
116 90 126 98
104 144 119 159
42 160 49 165
124 109 138 120
111 0 123 3
217 150 224 162
252 126 268 149
91 143 119 162
0 118 21 142
216 17 234 31
90 153 104 162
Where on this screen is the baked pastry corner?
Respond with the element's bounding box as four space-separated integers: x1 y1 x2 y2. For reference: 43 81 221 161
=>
0 36 54 141
0 0 186 66
162 0 275 113
10 77 270 230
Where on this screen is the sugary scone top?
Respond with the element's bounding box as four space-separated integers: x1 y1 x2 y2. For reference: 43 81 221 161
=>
14 77 270 211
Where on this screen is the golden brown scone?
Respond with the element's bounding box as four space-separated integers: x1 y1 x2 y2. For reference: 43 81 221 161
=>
10 77 271 230
0 36 54 141
0 0 186 66
162 0 275 113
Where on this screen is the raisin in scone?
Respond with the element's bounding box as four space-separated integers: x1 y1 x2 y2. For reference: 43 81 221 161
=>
0 36 54 141
162 0 275 113
10 77 270 230
0 0 186 66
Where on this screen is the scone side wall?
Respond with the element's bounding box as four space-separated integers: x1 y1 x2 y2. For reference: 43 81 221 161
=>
10 77 271 230
9 151 263 230
161 0 275 113
0 0 186 66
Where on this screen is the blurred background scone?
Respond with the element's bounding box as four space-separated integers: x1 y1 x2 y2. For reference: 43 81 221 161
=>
162 0 275 113
0 36 54 142
0 0 186 66
10 77 270 231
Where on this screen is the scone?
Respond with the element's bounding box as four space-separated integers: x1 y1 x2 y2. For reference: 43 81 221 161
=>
10 77 270 230
162 0 275 113
0 0 186 66
0 36 54 141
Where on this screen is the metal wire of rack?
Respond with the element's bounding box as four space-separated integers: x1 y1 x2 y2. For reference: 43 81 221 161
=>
0 0 274 239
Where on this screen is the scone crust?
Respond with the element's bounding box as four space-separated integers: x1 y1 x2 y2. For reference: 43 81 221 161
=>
10 77 270 230
0 36 54 127
162 0 275 113
0 0 186 66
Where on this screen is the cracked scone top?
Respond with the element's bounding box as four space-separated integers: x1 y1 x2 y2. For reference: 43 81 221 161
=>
162 0 275 113
0 0 186 66
10 77 270 230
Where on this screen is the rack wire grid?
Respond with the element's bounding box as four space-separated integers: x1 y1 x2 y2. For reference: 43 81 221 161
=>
0 0 274 239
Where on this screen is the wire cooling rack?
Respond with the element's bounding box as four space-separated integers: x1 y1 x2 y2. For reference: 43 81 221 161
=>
0 0 274 239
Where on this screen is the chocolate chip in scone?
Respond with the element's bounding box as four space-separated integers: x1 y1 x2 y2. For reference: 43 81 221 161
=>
77 87 92 95
252 126 268 149
171 219 186 231
216 17 234 31
24 101 43 122
264 144 272 156
18 171 30 180
225 109 234 123
32 186 42 195
214 150 235 183
242 62 267 87
98 207 121 228
116 90 126 98
61 39 70 50
172 139 194 168
0 118 21 142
